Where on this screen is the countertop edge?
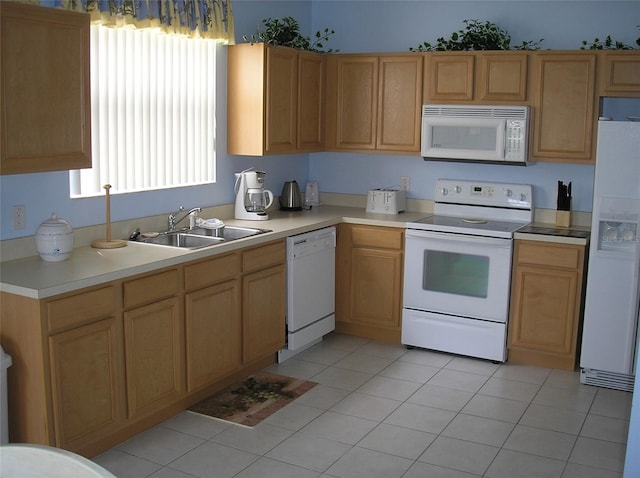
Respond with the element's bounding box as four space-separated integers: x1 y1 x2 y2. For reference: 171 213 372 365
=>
1 207 423 299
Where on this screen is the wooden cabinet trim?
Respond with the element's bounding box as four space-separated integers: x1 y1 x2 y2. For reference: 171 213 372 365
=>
47 286 116 333
123 269 180 310
351 224 404 249
242 240 286 273
516 241 582 269
184 252 240 292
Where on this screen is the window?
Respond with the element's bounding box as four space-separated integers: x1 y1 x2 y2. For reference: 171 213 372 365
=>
70 25 217 198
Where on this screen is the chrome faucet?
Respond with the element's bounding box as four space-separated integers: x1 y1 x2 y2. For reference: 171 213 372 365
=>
167 206 201 231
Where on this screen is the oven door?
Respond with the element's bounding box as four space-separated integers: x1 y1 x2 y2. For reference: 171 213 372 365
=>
403 229 513 322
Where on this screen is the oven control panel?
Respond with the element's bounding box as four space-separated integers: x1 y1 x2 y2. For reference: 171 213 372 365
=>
435 179 532 210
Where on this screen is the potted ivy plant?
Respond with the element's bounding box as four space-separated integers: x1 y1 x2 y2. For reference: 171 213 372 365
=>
409 19 543 51
243 16 338 53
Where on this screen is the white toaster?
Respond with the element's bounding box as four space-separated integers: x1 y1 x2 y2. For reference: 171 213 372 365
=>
366 189 406 214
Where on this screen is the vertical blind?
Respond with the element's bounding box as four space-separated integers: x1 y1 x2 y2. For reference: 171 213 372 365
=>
70 25 217 197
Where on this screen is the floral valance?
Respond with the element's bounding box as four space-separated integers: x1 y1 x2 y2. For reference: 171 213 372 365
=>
48 0 235 43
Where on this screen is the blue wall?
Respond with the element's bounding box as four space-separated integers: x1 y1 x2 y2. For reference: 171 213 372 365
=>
1 0 639 241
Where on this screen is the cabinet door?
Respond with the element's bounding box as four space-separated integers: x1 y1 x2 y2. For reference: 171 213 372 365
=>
508 240 585 370
331 55 378 149
509 266 580 359
185 280 241 392
242 265 286 363
599 51 640 97
336 224 404 342
532 53 597 163
48 317 124 451
265 46 298 153
476 52 528 102
124 297 184 418
377 55 423 152
350 248 403 329
0 2 91 175
297 51 325 151
425 54 474 102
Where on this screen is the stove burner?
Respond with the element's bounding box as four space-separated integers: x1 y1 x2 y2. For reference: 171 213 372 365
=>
463 218 488 224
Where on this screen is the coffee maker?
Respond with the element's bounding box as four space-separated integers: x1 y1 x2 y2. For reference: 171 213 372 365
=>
234 169 274 221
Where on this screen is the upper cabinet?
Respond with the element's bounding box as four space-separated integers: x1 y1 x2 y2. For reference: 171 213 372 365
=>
598 51 640 97
227 43 325 155
424 52 529 103
531 52 597 164
325 53 423 153
0 2 91 175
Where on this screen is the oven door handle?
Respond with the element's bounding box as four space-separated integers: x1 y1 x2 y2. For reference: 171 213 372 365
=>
405 229 511 247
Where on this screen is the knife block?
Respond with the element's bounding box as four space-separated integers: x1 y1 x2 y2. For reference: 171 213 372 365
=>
555 210 571 228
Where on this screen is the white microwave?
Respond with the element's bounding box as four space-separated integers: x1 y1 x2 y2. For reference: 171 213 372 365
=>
421 104 530 165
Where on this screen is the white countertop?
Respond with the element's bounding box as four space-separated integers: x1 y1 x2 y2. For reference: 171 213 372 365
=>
1 206 427 299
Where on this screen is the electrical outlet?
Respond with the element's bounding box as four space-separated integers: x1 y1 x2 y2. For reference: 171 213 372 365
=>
400 176 410 192
12 205 26 230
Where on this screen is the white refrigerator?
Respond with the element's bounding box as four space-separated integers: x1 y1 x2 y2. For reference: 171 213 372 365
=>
580 120 640 392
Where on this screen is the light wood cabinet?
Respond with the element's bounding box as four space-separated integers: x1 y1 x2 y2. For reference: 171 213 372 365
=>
424 52 528 103
0 285 124 452
242 241 286 363
531 52 597 163
0 2 91 175
336 224 404 342
47 287 124 452
325 53 423 153
227 43 325 155
508 240 587 370
184 253 241 392
0 242 286 457
598 51 640 97
123 269 183 419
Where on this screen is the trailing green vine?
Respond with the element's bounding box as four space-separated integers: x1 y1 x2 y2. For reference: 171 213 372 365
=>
581 26 640 50
243 16 338 52
409 19 543 52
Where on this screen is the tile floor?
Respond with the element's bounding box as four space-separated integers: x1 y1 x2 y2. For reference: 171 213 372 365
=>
93 333 631 478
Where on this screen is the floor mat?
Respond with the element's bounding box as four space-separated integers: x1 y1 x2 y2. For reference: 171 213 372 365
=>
188 371 317 427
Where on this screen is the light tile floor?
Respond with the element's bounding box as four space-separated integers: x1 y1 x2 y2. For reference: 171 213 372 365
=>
93 333 631 478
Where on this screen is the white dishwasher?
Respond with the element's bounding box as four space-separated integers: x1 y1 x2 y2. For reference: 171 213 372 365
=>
278 227 336 362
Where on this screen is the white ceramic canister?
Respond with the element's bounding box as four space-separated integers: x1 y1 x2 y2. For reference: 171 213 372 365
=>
35 213 74 262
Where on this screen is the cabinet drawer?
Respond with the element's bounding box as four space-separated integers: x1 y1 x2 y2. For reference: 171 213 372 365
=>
184 253 240 292
516 241 582 269
47 286 116 333
123 269 179 310
351 225 403 250
242 240 285 273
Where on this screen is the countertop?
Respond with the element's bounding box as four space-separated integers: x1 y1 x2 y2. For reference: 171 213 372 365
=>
1 206 428 299
515 223 591 245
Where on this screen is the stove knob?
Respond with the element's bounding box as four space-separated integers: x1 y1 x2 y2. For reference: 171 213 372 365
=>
504 189 513 197
441 188 448 196
520 193 527 201
454 185 462 193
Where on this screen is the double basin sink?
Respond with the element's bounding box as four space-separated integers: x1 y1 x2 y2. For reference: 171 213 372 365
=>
132 226 271 250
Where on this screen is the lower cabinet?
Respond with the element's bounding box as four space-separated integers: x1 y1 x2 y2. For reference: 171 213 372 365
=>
242 241 286 363
48 316 124 452
0 239 286 458
184 253 241 392
336 224 404 342
508 239 587 370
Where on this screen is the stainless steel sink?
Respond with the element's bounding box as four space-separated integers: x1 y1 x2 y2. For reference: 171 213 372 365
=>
189 225 271 241
133 226 270 249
